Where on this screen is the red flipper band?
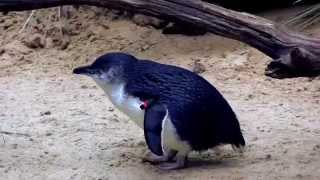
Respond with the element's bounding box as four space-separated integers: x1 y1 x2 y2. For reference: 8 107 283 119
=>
140 100 148 110
143 101 148 108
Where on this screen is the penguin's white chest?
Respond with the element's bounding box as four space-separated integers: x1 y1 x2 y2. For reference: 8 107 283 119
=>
93 80 191 153
95 81 145 128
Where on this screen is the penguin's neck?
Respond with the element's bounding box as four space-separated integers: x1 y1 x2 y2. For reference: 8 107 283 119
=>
93 79 145 128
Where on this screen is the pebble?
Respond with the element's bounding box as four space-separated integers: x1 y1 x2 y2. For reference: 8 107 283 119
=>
40 111 51 116
81 85 88 89
192 60 206 74
265 154 272 160
23 34 46 49
60 39 70 50
132 14 167 29
0 48 5 55
313 144 320 151
45 132 53 136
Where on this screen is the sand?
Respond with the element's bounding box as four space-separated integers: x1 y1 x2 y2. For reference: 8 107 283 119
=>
0 7 319 180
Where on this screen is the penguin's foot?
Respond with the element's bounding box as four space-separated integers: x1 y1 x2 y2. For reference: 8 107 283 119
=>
158 156 187 170
143 150 177 164
142 152 170 164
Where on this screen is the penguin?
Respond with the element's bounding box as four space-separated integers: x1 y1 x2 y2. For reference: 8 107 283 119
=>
73 52 245 170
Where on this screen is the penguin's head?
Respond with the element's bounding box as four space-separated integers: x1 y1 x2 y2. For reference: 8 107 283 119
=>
73 52 137 84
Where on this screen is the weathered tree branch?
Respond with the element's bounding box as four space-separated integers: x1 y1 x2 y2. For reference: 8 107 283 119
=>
1 0 320 78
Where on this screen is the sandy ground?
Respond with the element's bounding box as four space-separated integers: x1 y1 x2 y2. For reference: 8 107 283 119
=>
0 7 320 180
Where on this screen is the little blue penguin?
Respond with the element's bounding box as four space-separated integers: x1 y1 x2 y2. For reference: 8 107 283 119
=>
73 52 245 170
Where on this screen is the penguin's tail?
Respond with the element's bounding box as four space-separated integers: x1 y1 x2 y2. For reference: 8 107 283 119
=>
231 144 245 153
231 133 246 153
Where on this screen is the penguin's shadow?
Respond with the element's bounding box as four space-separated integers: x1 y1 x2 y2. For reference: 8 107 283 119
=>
186 157 240 169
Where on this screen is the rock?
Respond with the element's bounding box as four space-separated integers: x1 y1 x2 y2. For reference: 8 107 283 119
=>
80 85 88 89
45 132 53 136
140 44 151 51
99 23 110 30
132 14 168 29
313 144 320 151
23 34 46 49
192 60 206 74
245 94 254 101
0 48 5 55
265 154 272 160
40 111 51 116
59 39 70 50
107 107 114 112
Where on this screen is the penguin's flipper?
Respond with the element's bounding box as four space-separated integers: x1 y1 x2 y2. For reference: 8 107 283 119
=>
144 103 167 156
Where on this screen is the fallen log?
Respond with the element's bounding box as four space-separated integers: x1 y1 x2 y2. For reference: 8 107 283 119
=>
1 0 320 79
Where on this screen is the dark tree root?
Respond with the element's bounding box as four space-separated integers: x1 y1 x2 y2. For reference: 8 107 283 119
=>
266 47 320 78
1 0 320 79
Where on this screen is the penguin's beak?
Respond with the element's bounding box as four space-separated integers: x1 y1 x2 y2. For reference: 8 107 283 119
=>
73 65 94 75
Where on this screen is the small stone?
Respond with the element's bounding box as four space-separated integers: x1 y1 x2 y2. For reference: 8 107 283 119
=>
107 107 114 112
132 14 167 29
59 39 70 50
23 34 46 49
120 153 126 158
140 44 151 51
89 36 98 42
265 154 272 160
3 24 10 30
192 60 206 74
111 117 119 122
45 132 53 136
0 48 5 55
40 111 51 116
80 85 88 89
313 144 320 151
